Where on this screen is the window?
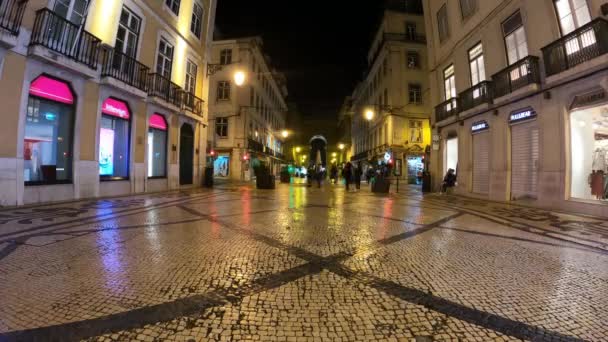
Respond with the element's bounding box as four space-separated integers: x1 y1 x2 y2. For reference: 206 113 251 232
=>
437 4 450 42
407 52 420 69
148 114 167 178
405 22 417 40
409 84 422 104
99 98 131 180
24 76 75 184
468 43 485 86
554 0 595 55
185 59 197 94
115 6 140 59
190 2 203 39
156 38 173 79
216 117 228 137
220 49 232 65
165 0 180 15
459 0 477 19
444 65 456 100
54 0 88 25
503 11 528 65
217 81 230 101
554 0 591 35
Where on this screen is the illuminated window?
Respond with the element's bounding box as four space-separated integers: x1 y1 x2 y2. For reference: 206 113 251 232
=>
216 117 228 137
407 52 420 68
148 114 168 178
116 6 141 58
437 4 449 42
468 43 485 86
220 49 232 65
156 38 173 79
24 76 75 185
54 0 88 25
165 0 180 15
99 98 131 180
554 0 594 55
190 2 203 39
443 64 456 100
503 11 528 65
409 84 422 104
217 81 230 100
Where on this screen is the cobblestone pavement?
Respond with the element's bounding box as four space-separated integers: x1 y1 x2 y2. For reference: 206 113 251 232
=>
0 181 607 342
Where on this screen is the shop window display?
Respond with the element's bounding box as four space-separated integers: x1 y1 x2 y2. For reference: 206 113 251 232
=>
214 156 230 177
570 105 608 201
148 114 168 178
24 76 75 184
99 98 131 180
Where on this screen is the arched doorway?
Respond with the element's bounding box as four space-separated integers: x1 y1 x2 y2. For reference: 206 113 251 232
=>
179 123 194 185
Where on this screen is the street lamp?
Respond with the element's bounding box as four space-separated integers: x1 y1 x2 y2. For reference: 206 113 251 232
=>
281 130 289 138
365 109 375 121
296 147 301 153
338 143 345 150
234 71 246 86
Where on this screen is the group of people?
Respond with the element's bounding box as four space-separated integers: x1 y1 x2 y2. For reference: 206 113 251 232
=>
308 162 363 190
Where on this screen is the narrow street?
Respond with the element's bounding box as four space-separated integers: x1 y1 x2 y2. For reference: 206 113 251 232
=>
0 182 606 341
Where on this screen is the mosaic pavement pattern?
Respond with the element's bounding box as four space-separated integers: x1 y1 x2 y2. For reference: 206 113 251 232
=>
0 182 606 341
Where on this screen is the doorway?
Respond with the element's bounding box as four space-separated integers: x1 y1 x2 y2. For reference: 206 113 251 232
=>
179 123 194 185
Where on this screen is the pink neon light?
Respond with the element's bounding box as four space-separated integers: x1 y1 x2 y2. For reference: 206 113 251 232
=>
101 98 130 119
29 76 74 104
149 114 167 130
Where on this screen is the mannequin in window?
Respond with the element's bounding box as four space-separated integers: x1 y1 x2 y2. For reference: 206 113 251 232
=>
592 147 606 172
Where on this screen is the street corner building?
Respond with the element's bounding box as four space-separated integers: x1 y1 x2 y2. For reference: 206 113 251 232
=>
347 0 433 184
207 37 289 181
0 0 217 206
423 0 608 216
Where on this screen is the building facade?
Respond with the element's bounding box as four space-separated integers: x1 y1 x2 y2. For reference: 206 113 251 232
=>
423 0 608 216
350 0 432 183
0 0 216 206
207 37 288 180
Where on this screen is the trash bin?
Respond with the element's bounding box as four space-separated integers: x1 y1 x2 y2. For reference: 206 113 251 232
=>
422 172 431 193
204 167 214 187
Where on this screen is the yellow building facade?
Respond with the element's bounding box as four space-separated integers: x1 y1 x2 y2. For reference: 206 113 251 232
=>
0 0 216 205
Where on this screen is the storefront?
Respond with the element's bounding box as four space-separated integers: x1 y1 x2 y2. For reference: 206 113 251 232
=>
569 102 608 202
148 114 168 178
99 98 131 180
213 154 230 177
406 156 423 184
510 108 539 200
24 75 75 185
472 120 490 194
445 135 458 176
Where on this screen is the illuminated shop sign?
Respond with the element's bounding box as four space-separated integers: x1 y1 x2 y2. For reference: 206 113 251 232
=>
471 120 489 133
102 98 130 119
509 109 536 124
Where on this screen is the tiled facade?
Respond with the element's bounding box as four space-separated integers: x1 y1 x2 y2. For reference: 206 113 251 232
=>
423 0 608 216
0 0 217 206
349 1 432 181
207 37 289 181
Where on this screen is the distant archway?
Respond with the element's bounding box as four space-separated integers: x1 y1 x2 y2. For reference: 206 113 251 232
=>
309 135 327 166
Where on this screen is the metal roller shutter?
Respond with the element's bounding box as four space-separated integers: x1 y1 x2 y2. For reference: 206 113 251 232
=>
511 122 539 200
473 132 490 194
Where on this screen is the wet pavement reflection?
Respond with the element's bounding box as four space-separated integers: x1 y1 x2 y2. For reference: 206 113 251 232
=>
0 182 606 341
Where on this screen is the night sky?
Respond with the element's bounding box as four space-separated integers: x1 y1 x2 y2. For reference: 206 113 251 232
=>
215 1 386 124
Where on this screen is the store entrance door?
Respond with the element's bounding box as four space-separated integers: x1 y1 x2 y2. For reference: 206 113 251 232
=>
511 122 539 199
179 123 194 185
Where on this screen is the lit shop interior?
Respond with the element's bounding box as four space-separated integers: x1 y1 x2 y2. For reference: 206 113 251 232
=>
570 104 608 202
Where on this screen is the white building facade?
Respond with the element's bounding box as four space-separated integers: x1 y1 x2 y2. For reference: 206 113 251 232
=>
423 0 608 216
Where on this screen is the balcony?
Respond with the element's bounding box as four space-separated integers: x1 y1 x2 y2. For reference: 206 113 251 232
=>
435 98 459 122
29 8 101 71
492 56 540 98
148 73 182 108
459 81 493 112
181 92 203 117
542 18 608 77
0 0 27 40
101 48 148 93
248 138 264 153
383 33 426 44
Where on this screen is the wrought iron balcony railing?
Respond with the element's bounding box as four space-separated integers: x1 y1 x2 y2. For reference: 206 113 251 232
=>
0 0 27 35
435 98 459 122
148 73 182 107
542 18 608 76
182 92 203 116
101 49 148 92
248 138 264 153
459 81 493 112
383 32 427 44
30 8 101 69
492 56 540 98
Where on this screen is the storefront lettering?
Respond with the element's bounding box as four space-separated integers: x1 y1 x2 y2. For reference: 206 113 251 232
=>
509 109 536 123
101 98 130 119
471 121 489 133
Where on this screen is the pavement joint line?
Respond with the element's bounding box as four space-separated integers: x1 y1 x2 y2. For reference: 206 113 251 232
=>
0 191 230 243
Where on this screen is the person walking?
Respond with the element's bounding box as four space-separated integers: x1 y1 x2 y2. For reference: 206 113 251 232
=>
354 162 362 190
343 162 353 191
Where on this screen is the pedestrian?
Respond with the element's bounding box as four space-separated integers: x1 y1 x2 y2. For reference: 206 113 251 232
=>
354 162 362 190
441 168 457 193
343 162 353 191
330 165 338 184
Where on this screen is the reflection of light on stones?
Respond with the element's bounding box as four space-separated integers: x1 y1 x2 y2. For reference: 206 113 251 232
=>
97 228 127 294
241 190 251 226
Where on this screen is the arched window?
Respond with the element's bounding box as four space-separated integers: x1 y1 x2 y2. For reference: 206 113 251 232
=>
99 98 131 180
24 75 75 184
148 113 168 178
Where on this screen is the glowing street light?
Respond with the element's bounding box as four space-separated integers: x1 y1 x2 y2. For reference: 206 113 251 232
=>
234 71 246 86
338 143 345 150
331 152 337 157
281 130 289 138
295 147 301 153
365 109 375 121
